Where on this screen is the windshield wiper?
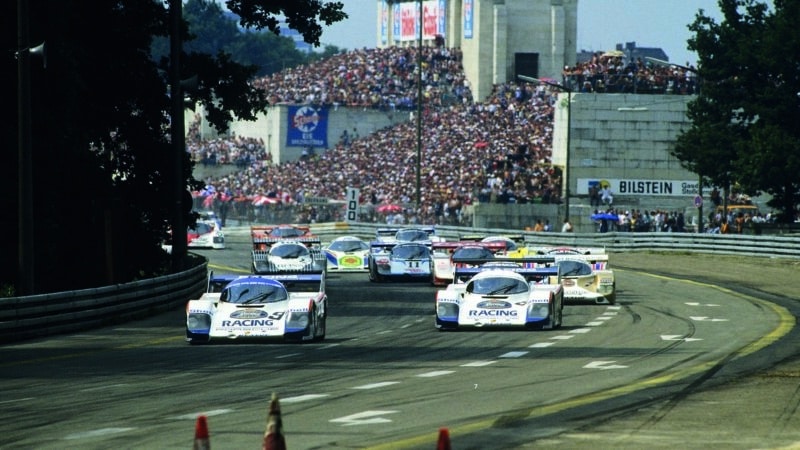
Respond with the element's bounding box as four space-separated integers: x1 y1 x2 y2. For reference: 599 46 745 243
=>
240 292 275 304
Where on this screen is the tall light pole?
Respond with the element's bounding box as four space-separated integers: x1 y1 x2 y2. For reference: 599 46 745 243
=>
415 0 423 208
645 57 706 232
17 0 35 295
517 75 572 222
170 0 187 270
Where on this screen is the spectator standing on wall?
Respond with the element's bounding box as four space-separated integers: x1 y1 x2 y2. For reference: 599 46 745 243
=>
601 185 614 206
589 184 601 207
544 220 553 232
561 218 573 232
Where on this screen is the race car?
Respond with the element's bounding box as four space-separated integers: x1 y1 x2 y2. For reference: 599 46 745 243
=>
368 241 433 282
323 235 370 272
252 240 327 275
187 219 226 249
431 240 507 286
435 258 564 330
554 254 616 304
185 272 327 344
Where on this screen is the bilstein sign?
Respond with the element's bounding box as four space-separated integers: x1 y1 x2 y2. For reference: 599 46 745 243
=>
577 179 700 196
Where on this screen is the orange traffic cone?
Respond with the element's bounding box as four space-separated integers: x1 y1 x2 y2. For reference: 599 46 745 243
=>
437 427 451 450
193 415 210 450
262 392 287 450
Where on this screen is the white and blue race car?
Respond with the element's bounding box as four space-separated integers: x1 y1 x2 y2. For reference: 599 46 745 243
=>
368 241 433 282
185 273 327 344
435 258 564 330
323 235 370 272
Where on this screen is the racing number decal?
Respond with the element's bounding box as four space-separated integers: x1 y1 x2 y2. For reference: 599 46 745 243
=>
346 187 359 222
407 261 420 268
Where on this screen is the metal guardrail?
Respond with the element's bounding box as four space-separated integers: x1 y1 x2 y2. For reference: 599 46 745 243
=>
3 222 798 344
0 257 208 344
309 222 800 259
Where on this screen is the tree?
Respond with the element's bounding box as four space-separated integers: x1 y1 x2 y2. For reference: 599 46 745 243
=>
674 0 800 222
3 0 346 294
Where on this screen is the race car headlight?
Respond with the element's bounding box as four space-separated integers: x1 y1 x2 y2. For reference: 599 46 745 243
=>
187 313 211 331
437 303 459 319
287 311 309 328
527 304 549 318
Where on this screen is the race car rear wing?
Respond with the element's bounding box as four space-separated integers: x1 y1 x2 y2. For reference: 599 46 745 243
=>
458 234 524 243
452 257 561 283
206 272 324 294
553 253 610 270
432 240 507 253
252 236 322 250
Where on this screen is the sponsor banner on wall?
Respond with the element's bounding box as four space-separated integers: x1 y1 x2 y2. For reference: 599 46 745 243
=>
380 0 388 45
396 0 446 42
464 0 474 39
577 178 701 196
286 105 328 148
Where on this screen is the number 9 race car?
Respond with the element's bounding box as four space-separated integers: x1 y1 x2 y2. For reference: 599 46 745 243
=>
185 273 327 344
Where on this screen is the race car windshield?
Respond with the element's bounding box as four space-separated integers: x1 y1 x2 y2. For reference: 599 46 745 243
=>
396 230 430 242
270 245 309 258
223 284 288 304
468 278 528 295
393 245 429 259
271 227 304 238
483 237 517 251
189 222 213 234
328 240 368 252
558 260 592 276
453 247 494 259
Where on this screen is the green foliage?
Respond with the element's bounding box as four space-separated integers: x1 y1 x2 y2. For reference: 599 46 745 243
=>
2 0 345 294
676 0 800 222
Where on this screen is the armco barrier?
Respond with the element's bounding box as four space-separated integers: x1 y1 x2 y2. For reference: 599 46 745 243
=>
0 257 208 344
309 222 800 259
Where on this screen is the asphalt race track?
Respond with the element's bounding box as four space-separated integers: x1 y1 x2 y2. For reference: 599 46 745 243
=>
1 228 799 450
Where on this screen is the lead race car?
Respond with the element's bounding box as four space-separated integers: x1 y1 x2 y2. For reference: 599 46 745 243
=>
185 272 327 344
435 257 564 330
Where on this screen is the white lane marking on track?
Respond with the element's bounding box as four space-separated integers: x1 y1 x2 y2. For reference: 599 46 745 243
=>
570 328 592 334
460 361 496 367
550 335 575 340
276 353 301 359
595 316 613 321
661 335 704 342
690 316 728 322
416 370 455 377
529 342 555 348
586 321 604 326
65 428 136 440
584 361 628 369
606 306 621 310
173 409 234 420
317 343 340 349
602 311 618 316
499 351 528 358
352 381 400 389
330 410 399 426
282 394 330 403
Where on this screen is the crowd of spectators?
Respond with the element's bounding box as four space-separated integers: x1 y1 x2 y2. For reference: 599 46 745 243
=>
190 46 701 226
192 45 562 225
563 53 699 94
